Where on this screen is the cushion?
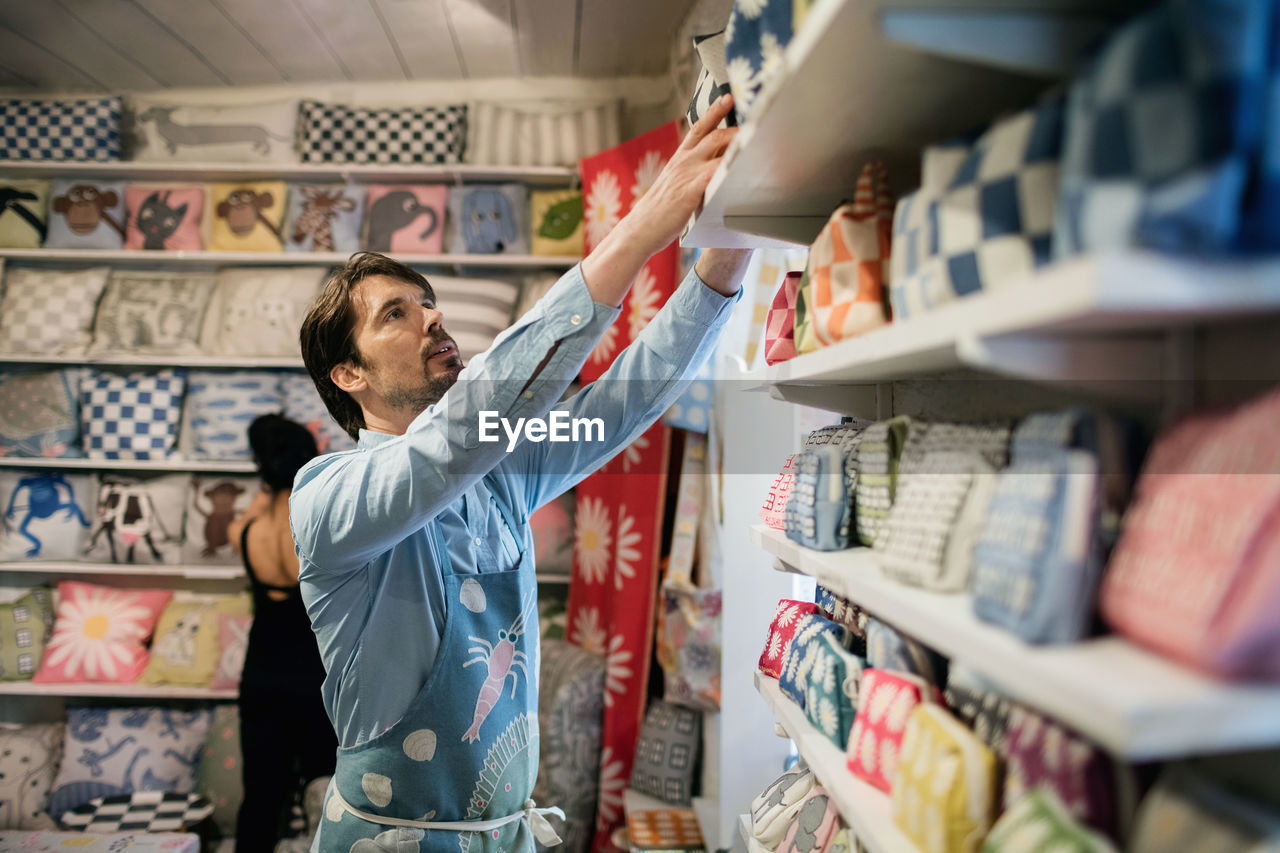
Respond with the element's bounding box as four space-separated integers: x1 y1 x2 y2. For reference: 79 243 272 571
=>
88 270 214 356
123 185 205 251
687 32 736 129
33 581 173 684
60 791 214 833
181 475 258 564
0 97 121 162
750 765 817 848
760 454 799 530
725 0 794 123
466 100 621 167
206 181 286 252
139 599 221 686
209 611 252 691
0 721 64 828
363 184 446 254
279 373 356 454
629 700 701 806
777 787 841 853
865 617 947 686
1130 768 1280 853
47 707 211 820
198 267 327 358
285 184 365 253
0 180 50 248
414 273 519 358
130 98 299 163
298 101 467 165
529 190 584 257
80 371 186 461
197 704 243 836
44 180 127 249
446 184 530 254
985 789 1116 853
0 471 94 561
0 370 84 458
0 589 56 681
184 371 283 460
0 266 111 355
81 474 187 565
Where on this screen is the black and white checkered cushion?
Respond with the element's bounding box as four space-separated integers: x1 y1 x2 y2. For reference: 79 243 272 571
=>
61 791 213 833
0 97 121 161
298 101 466 165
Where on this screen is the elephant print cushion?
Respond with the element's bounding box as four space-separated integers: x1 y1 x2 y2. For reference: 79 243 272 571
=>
0 472 95 562
206 181 286 252
286 183 365 253
140 599 221 687
447 183 530 254
776 787 841 853
88 270 214 356
750 765 817 848
363 184 446 254
530 190 584 256
183 371 283 460
0 721 64 828
198 266 327 358
33 581 173 686
180 476 257 565
0 370 84 458
44 180 127 249
130 98 299 164
124 184 205 251
0 179 50 248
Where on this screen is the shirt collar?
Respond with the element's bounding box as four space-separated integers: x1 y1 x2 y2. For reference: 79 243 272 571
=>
355 404 436 449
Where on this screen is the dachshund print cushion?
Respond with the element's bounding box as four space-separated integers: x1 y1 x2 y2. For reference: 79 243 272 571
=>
140 599 222 686
130 98 298 163
0 470 96 561
0 180 50 249
206 181 286 252
363 184 447 254
44 180 127 249
88 270 215 356
0 266 110 355
179 476 258 565
530 190 584 257
124 184 205 251
447 183 529 254
285 183 365 253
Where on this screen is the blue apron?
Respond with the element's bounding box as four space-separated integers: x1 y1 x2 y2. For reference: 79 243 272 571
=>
315 485 562 853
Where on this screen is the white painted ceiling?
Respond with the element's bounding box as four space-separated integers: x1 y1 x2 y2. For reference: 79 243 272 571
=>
0 0 700 92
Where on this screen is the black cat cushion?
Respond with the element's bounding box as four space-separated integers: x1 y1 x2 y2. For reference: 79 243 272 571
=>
125 184 205 251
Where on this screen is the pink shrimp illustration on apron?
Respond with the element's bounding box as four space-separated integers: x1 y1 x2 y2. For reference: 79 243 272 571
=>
462 589 536 743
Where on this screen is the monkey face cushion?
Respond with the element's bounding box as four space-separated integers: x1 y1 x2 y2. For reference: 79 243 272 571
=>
139 599 221 686
0 180 50 249
206 181 286 252
183 371 283 460
88 270 215 357
363 184 447 254
446 183 530 254
0 471 96 562
285 183 365 253
44 179 127 249
180 476 256 566
530 189 584 257
124 184 205 251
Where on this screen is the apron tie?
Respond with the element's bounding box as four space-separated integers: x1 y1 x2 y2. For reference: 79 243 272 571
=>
331 787 566 846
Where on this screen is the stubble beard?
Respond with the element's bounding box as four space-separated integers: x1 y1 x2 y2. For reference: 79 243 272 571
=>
383 348 463 414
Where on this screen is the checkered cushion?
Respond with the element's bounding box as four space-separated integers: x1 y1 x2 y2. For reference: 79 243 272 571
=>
299 101 466 165
80 370 186 460
0 266 110 355
687 32 736 129
61 791 213 833
1054 0 1272 256
764 270 803 365
0 97 121 161
892 96 1064 320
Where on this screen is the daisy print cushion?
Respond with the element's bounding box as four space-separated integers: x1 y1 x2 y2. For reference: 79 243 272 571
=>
33 581 172 683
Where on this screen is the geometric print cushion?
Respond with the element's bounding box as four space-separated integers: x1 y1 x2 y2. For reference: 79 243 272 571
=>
60 791 215 833
88 270 214 356
0 370 84 458
298 101 467 165
985 789 1118 853
0 180 51 248
759 599 820 678
418 274 519 359
184 371 283 460
0 589 56 682
628 700 701 807
761 453 800 530
44 180 127 249
0 266 111 355
279 373 355 454
0 96 121 162
80 370 186 460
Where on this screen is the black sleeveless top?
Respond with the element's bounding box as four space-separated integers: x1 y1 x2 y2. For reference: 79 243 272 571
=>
239 519 328 695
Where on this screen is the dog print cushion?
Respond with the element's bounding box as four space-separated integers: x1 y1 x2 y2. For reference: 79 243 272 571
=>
0 180 50 249
446 184 529 254
285 184 365 253
206 181 286 252
44 180 127 249
363 184 446 254
181 476 258 565
124 184 205 251
130 98 298 163
0 470 95 561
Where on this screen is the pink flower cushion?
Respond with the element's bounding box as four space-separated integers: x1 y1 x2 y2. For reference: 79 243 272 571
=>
758 599 820 679
124 185 205 251
33 581 172 683
363 184 447 254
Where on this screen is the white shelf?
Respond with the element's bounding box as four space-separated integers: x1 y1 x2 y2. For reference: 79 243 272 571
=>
682 0 1141 248
0 161 578 185
0 248 580 268
0 353 304 368
0 681 237 699
0 562 245 581
750 524 1280 760
755 672 919 853
0 458 256 473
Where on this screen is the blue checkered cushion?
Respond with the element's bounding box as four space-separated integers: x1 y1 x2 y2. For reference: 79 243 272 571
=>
80 370 186 460
0 97 121 162
1054 0 1273 256
891 97 1064 320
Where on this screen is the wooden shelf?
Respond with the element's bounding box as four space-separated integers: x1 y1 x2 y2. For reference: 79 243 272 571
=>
0 458 256 473
0 681 237 699
751 524 1280 760
0 248 580 268
0 562 245 581
0 161 578 185
755 672 919 853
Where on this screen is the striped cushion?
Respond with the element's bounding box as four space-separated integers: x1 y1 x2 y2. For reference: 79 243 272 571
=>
466 101 622 167
414 273 519 359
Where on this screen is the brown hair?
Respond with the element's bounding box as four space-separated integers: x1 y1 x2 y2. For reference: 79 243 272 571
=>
299 252 435 441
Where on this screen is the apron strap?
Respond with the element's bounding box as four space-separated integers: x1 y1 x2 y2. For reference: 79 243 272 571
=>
331 787 565 846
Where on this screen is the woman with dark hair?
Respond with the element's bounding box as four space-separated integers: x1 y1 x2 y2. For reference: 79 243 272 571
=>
228 414 337 853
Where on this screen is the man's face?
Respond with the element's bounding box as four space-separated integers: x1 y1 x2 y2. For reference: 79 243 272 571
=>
347 274 463 415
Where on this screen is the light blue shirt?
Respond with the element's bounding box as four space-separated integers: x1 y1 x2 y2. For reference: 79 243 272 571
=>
291 263 739 747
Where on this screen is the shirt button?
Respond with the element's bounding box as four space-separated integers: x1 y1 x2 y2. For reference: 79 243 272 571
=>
523 390 534 399
570 314 582 326
474 537 483 547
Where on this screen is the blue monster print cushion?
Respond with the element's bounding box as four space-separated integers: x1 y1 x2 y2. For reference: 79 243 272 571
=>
447 183 529 254
185 372 283 460
0 470 95 561
48 707 211 821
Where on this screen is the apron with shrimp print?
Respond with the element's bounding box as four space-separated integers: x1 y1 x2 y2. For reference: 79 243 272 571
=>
316 486 563 853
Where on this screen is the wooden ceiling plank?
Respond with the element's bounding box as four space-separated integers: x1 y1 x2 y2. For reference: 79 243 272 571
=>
373 0 464 80
577 0 696 77
290 0 408 82
0 26 101 90
215 0 350 82
444 0 519 79
68 0 226 88
511 0 577 77
0 3 163 90
131 0 284 85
